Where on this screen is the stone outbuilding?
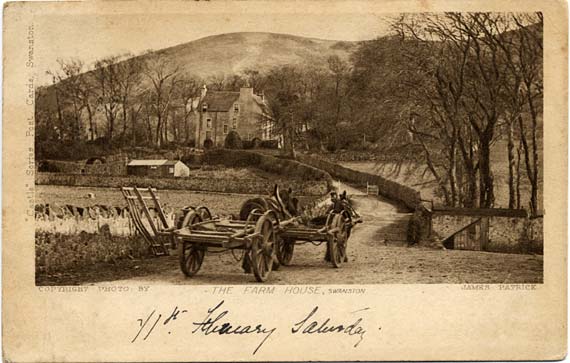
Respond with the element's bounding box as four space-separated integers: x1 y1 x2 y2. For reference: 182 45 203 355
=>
127 160 190 177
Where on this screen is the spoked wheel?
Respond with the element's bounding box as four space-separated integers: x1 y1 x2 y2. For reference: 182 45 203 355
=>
327 214 348 268
179 242 205 277
251 216 276 282
179 212 206 277
276 236 295 266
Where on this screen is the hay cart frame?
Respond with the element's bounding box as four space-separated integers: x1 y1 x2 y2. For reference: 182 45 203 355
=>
121 186 175 256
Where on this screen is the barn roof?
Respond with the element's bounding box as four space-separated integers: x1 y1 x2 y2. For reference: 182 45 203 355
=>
127 159 180 166
201 91 240 112
163 160 181 166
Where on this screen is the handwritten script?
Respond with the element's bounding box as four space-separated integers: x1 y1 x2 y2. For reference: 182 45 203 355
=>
131 300 374 355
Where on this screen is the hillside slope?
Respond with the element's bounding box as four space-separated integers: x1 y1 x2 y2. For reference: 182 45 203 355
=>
150 32 357 77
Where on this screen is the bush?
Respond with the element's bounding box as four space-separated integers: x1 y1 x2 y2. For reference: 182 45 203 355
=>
260 140 279 149
35 231 150 274
203 149 333 185
251 138 263 148
242 140 254 149
224 131 243 149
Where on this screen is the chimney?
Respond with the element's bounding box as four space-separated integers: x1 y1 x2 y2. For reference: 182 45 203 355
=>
200 84 207 99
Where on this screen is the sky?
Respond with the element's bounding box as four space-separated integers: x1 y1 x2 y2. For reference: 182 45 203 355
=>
32 2 394 85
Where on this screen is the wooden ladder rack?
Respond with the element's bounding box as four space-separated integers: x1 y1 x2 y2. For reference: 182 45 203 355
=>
121 186 172 256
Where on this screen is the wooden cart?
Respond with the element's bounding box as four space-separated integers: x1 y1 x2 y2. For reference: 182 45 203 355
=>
174 206 355 281
174 208 298 282
121 186 361 282
275 208 362 268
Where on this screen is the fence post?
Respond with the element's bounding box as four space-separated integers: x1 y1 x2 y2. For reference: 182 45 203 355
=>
480 217 489 251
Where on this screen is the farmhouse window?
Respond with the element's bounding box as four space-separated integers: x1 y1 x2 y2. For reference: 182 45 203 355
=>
206 118 212 129
234 103 239 113
232 117 237 129
223 125 228 134
202 103 207 112
169 167 174 173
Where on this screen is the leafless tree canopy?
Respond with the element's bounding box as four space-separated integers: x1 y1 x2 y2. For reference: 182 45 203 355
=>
35 12 542 214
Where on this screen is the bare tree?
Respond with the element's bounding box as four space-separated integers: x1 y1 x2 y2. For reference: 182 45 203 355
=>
175 75 202 143
144 54 180 148
48 59 95 142
264 65 305 159
93 56 122 143
208 73 226 91
115 54 144 142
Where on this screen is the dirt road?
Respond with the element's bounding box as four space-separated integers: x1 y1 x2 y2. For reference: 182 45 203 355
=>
84 187 542 286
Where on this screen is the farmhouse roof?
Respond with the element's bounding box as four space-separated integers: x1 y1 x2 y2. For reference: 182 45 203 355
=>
201 91 240 112
127 159 180 166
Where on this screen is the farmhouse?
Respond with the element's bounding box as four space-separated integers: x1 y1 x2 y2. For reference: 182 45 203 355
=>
127 160 190 177
196 86 274 148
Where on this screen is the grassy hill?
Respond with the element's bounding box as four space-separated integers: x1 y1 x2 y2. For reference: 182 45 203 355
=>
149 32 357 77
43 32 357 88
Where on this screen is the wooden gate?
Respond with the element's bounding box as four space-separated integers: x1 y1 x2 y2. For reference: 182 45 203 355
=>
441 217 489 251
366 182 379 195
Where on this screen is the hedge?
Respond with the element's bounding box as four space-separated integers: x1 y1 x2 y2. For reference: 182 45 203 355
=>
296 153 422 210
203 149 334 187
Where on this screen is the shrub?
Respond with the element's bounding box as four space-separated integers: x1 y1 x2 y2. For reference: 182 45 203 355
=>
35 231 150 274
260 140 279 149
224 131 243 149
203 149 333 187
251 138 262 148
242 140 254 149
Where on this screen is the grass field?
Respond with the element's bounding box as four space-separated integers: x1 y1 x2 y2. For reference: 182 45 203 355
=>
36 185 317 217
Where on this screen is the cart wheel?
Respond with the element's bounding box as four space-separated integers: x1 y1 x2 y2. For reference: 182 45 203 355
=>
179 242 205 277
251 216 275 282
327 214 348 268
179 212 206 277
276 236 295 266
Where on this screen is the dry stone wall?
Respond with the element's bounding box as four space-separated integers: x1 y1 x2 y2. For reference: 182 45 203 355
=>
432 214 543 254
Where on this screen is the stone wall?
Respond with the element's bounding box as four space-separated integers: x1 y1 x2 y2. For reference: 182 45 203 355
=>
296 153 421 210
36 172 328 196
39 154 128 175
432 213 543 254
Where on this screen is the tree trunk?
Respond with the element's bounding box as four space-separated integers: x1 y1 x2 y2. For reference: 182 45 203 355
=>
478 136 494 208
86 104 94 141
122 103 128 141
518 114 538 216
507 119 516 208
448 143 458 207
155 115 162 148
516 141 522 209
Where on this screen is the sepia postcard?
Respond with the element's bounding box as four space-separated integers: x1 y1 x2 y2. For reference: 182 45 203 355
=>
2 0 567 361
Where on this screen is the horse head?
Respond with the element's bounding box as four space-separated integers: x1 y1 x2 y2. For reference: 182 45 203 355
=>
274 185 299 217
